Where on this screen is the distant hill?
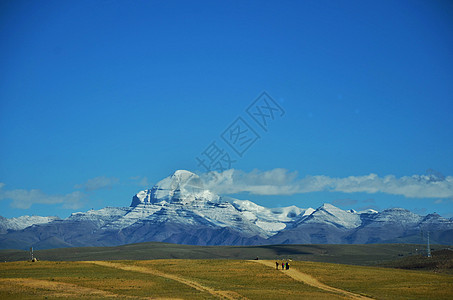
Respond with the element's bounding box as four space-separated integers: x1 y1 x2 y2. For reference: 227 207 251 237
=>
1 241 450 267
380 248 453 274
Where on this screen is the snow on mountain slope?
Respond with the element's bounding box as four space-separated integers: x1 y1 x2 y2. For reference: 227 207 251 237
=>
99 205 162 230
67 171 274 238
132 170 220 206
418 213 452 230
362 208 423 228
0 215 60 232
298 203 362 229
358 209 379 214
2 170 452 249
114 171 266 237
68 207 132 228
231 199 314 233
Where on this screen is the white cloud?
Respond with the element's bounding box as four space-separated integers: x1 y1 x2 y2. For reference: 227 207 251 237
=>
0 183 86 209
201 168 300 195
332 174 453 198
201 169 453 199
74 176 119 191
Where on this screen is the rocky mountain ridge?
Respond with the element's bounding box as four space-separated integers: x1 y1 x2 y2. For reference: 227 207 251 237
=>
1 170 452 250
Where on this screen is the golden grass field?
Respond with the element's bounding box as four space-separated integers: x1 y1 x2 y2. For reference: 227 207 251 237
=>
0 259 452 299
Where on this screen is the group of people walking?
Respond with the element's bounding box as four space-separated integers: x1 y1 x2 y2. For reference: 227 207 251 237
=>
276 261 290 270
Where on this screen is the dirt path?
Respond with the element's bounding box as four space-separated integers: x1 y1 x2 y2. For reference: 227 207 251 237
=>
83 261 247 300
251 260 373 300
0 278 171 299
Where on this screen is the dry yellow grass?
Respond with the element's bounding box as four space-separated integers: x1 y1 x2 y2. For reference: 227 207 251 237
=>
1 259 452 299
109 260 339 299
252 260 372 299
290 260 453 300
0 261 201 299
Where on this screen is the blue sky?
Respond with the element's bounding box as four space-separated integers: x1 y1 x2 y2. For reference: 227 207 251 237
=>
1 0 452 218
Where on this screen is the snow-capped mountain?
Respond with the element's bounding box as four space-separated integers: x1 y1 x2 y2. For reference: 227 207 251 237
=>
1 170 452 250
0 215 60 234
296 203 363 229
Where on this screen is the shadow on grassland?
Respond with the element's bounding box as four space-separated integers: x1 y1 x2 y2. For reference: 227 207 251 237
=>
1 242 451 267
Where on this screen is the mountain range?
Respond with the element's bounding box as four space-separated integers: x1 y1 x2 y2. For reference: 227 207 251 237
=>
1 170 452 250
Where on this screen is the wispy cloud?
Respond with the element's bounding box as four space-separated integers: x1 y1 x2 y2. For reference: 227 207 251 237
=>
0 183 86 209
434 198 453 204
201 169 453 199
74 176 119 191
130 176 150 187
332 198 358 206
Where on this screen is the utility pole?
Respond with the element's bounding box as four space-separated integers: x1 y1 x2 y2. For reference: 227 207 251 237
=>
427 231 432 258
30 247 34 261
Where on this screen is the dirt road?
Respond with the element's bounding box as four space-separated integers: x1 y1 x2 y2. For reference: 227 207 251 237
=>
83 261 247 300
251 260 373 300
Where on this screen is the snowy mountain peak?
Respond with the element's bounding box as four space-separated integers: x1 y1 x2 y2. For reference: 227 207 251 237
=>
320 203 336 209
358 208 379 214
0 215 60 233
131 170 220 206
2 170 453 249
318 203 347 213
303 203 362 229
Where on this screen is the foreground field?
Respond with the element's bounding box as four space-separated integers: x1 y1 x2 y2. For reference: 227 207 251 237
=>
0 259 452 299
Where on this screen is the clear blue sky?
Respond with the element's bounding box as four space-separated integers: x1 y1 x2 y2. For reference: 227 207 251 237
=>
1 0 452 218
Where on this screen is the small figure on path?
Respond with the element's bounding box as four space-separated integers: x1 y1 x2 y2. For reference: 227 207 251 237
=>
282 262 285 270
286 262 289 270
275 262 279 270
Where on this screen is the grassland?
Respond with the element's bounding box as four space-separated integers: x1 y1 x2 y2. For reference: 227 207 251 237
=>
1 242 448 266
380 248 453 274
290 260 453 300
1 259 452 299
